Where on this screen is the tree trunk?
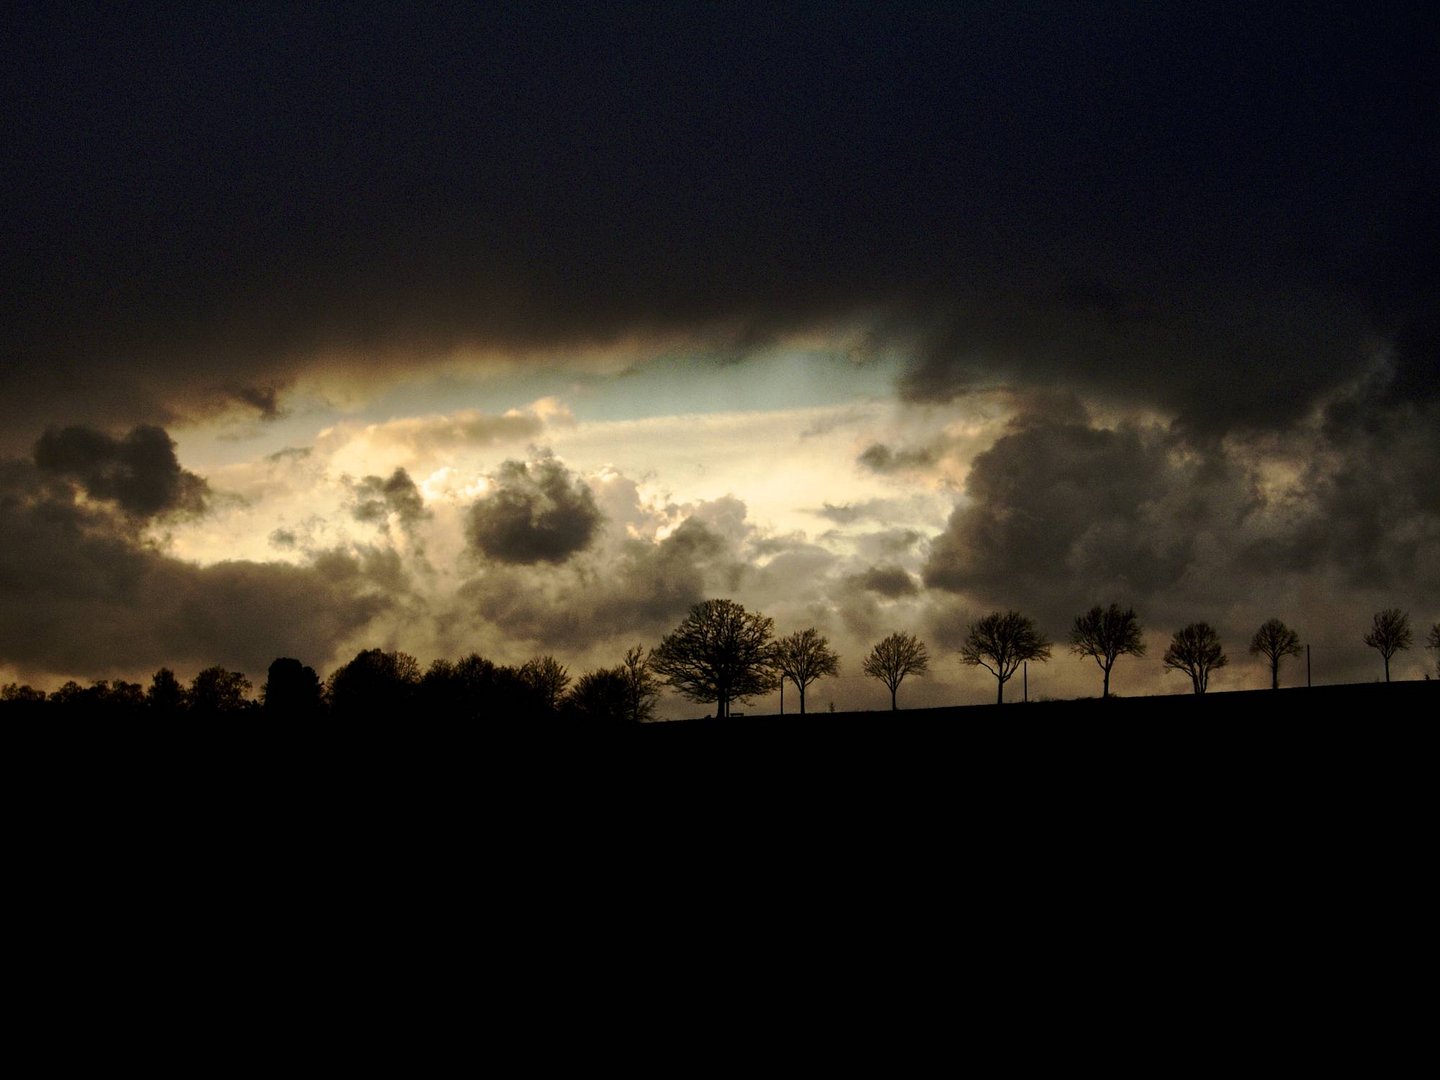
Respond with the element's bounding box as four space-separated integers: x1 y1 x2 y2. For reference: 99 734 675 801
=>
996 678 1003 706
799 684 806 715
1271 660 1279 690
890 686 897 710
1384 656 1390 682
1102 665 1110 699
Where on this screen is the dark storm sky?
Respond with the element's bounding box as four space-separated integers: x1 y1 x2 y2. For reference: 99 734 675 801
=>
5 2 1434 436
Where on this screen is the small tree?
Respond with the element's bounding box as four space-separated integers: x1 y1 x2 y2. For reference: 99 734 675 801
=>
774 628 840 715
1428 622 1440 678
862 632 930 710
1070 604 1145 698
1362 609 1412 682
1163 623 1227 694
620 645 660 724
961 611 1052 705
1249 619 1302 690
651 599 778 718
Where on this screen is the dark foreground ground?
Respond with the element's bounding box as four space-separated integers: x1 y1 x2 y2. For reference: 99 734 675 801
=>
10 678 1429 789
5 678 1430 991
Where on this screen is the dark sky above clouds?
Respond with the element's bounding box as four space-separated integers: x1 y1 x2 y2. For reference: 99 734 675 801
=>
3 3 1437 701
6 2 1433 435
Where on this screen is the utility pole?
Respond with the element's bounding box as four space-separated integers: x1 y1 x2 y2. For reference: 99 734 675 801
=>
1307 644 1311 688
1023 661 1028 703
779 675 784 716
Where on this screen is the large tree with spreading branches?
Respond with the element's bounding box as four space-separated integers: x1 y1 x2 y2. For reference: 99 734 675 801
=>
651 599 778 718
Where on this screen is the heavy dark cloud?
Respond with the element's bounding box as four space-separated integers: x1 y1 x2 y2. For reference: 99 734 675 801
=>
352 468 427 532
466 455 602 565
4 6 1432 439
33 424 209 520
923 417 1197 615
458 517 736 652
920 391 1440 681
853 565 920 600
857 443 940 475
0 458 390 682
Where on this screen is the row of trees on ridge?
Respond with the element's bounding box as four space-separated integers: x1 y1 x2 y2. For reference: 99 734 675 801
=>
3 603 1435 721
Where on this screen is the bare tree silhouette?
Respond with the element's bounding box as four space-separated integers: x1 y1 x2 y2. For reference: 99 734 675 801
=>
961 611 1052 705
1163 623 1227 694
862 632 930 710
1249 619 1302 690
620 645 660 724
520 655 571 713
1070 604 1145 698
652 599 777 718
774 627 840 715
1362 609 1412 682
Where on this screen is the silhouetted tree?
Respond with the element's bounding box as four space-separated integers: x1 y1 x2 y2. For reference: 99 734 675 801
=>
620 645 660 724
327 649 421 717
422 655 496 719
263 657 324 718
49 681 88 711
1249 619 1302 690
1428 622 1440 678
862 632 929 710
189 667 254 715
1362 609 1411 682
774 627 840 715
651 599 778 718
1069 604 1145 698
520 656 571 714
961 611 1052 705
105 680 146 714
0 682 46 719
565 667 631 725
1163 623 1227 694
147 668 185 715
